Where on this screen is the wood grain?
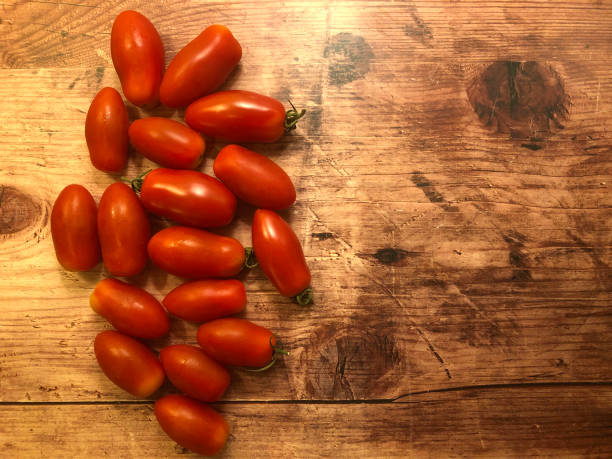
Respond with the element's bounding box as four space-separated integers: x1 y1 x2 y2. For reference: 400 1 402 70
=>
2 386 611 458
0 0 611 456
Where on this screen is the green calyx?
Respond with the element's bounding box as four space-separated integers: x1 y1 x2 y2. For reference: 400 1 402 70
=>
284 100 306 132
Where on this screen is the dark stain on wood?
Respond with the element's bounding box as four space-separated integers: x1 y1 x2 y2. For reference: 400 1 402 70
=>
323 33 374 86
0 186 42 235
312 232 334 240
411 172 444 202
467 61 570 139
411 172 459 211
95 66 104 84
501 230 533 281
404 12 433 46
372 248 417 265
521 143 543 151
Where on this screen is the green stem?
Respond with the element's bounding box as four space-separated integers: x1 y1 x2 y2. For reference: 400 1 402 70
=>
130 169 152 193
295 287 314 305
243 247 258 268
284 100 306 132
243 337 289 372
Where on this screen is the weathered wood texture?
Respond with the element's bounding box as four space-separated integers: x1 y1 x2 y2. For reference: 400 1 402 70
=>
2 387 612 458
0 0 611 457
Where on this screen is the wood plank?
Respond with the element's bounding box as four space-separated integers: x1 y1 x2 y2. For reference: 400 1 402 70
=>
0 0 611 456
1 386 611 458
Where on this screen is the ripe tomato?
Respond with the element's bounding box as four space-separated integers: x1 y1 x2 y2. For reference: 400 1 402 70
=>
111 10 164 107
148 226 245 279
94 330 164 397
160 25 241 108
160 345 230 402
197 318 284 369
97 182 150 277
213 144 296 209
85 87 129 172
252 209 312 303
163 279 246 322
51 184 100 271
185 90 305 143
155 395 229 456
137 168 236 228
128 118 205 169
90 278 169 339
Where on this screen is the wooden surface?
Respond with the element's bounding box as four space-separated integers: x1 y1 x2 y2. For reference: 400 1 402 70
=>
0 0 611 457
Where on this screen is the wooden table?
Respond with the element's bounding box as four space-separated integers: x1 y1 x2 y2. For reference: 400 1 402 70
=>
1 1 611 457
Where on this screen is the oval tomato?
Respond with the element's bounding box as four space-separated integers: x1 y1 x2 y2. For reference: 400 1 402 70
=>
213 144 296 209
155 395 229 456
197 318 282 368
51 184 100 271
252 209 312 303
148 226 245 279
90 278 169 339
185 90 305 143
128 118 205 169
137 168 236 228
160 345 230 402
160 25 241 108
163 279 246 322
111 10 164 107
94 330 164 397
85 87 129 172
97 182 150 277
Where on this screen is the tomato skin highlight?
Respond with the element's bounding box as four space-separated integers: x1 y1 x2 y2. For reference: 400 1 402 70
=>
163 279 246 323
97 182 150 277
197 318 276 368
213 144 296 210
147 226 245 279
139 168 237 228
128 118 205 169
185 90 286 143
90 278 169 339
155 394 229 456
85 87 129 172
160 25 241 108
94 330 165 397
252 209 311 297
160 345 230 402
51 184 100 271
111 10 164 107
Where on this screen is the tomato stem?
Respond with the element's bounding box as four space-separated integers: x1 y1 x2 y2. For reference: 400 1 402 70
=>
243 337 289 372
284 100 306 132
243 247 258 268
129 169 152 193
295 287 314 305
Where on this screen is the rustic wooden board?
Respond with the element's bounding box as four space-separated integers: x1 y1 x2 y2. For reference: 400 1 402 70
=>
2 387 612 458
1 0 611 457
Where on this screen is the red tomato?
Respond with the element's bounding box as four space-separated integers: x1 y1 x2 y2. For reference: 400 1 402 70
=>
155 395 229 456
97 182 150 277
111 10 164 107
94 330 164 397
185 90 305 143
252 209 312 303
197 318 282 368
160 25 241 108
160 345 230 402
128 118 205 169
85 87 129 172
51 184 100 271
163 279 246 322
213 144 296 209
90 278 169 339
148 226 245 279
137 168 236 228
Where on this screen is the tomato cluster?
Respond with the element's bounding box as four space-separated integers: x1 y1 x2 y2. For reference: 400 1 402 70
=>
50 10 311 457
